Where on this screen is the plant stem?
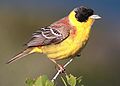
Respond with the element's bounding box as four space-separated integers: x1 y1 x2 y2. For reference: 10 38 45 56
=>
51 58 74 82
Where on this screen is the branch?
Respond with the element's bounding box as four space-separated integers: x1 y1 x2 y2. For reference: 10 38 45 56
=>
51 58 74 82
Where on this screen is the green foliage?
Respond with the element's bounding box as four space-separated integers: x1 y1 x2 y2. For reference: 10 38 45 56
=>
61 74 84 86
26 74 83 86
26 78 35 86
66 74 77 86
26 75 54 86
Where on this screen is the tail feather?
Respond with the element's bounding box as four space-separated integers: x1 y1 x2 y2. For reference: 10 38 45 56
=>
6 48 34 64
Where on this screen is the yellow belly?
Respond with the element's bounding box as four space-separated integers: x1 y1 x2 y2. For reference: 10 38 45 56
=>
41 27 90 60
41 38 78 60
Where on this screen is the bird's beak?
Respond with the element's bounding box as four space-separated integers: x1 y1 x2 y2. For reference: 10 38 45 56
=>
90 15 101 19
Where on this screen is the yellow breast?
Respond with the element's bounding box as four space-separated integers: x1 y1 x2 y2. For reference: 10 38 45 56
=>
41 28 89 60
40 11 94 60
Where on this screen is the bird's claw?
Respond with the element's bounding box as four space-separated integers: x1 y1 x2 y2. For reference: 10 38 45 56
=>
55 65 65 73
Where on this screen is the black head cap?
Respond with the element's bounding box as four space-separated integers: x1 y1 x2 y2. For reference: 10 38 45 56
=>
74 6 94 22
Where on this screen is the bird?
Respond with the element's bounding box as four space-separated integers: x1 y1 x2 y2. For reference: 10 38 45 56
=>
7 6 101 71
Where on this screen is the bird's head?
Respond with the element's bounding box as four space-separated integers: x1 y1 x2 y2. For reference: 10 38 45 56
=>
69 6 101 26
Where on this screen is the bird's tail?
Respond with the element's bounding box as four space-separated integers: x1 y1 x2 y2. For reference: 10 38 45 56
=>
6 47 42 64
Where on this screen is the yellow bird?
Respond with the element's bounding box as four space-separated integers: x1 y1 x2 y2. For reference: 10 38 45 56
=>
7 6 101 71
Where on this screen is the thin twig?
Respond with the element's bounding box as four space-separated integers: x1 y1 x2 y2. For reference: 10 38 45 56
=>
51 58 74 82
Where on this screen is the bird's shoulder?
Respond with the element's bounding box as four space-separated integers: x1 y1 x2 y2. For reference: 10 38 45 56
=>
27 17 71 47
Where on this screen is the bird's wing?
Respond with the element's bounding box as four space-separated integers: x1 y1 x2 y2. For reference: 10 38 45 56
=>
27 26 70 47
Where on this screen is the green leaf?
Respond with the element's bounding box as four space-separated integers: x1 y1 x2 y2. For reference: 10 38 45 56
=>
26 75 54 86
77 76 83 84
45 80 54 86
76 76 84 86
25 74 83 86
61 77 68 86
66 74 76 86
26 78 35 86
34 75 48 86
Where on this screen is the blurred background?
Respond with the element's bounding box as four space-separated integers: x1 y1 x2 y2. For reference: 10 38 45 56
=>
0 0 120 86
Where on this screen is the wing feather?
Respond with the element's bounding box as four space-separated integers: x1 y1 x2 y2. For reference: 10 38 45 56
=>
27 27 69 47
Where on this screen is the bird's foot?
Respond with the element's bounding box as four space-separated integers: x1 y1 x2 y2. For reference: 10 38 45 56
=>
56 64 65 73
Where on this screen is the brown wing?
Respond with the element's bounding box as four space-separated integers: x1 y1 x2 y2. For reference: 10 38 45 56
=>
27 26 70 47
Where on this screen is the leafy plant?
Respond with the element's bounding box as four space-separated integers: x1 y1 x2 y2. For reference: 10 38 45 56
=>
26 75 54 86
61 74 84 86
26 74 83 86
